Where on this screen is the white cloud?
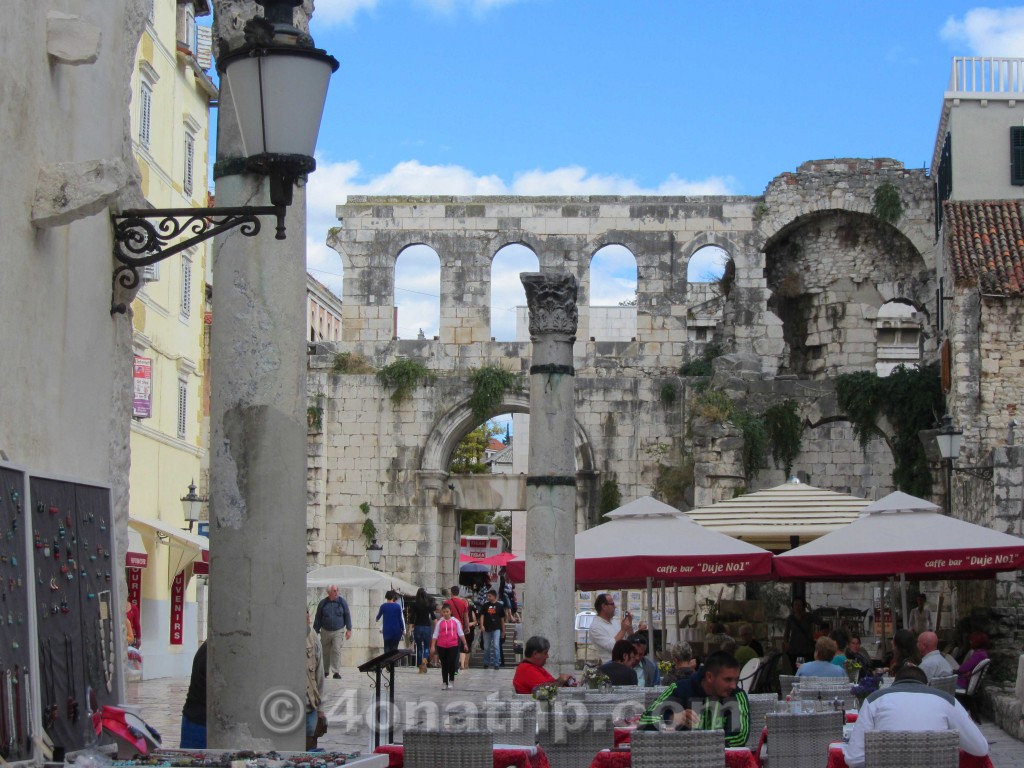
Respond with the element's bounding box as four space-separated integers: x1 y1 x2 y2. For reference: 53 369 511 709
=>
313 0 382 25
303 157 738 335
941 7 1024 56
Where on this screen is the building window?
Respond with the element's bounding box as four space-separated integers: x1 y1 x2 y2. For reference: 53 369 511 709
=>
139 82 153 149
180 254 192 319
177 378 188 440
1012 127 1024 186
183 131 195 197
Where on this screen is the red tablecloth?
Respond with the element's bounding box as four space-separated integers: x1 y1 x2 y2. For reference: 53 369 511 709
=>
613 726 635 747
373 744 550 768
589 747 757 768
826 743 994 768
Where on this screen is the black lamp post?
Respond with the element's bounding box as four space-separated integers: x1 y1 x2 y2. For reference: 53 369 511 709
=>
366 537 384 571
110 0 338 314
933 413 993 516
180 479 206 533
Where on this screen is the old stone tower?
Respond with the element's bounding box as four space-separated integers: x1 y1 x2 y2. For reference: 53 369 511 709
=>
307 158 937 595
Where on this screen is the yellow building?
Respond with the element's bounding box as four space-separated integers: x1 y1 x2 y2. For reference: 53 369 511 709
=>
127 0 216 679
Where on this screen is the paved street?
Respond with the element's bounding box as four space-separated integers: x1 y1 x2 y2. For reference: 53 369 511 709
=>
126 665 1024 766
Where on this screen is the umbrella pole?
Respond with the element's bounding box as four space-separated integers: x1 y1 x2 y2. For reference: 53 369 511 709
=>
659 580 667 652
646 577 654 651
673 585 680 645
878 580 887 659
899 574 908 631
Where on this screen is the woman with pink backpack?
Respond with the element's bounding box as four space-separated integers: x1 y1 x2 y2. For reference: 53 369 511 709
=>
430 603 468 690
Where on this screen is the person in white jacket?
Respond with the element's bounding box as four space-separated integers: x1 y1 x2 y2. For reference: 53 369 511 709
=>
843 666 988 768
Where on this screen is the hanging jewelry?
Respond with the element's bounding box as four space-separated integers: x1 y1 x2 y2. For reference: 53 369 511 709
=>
64 634 78 723
42 642 57 730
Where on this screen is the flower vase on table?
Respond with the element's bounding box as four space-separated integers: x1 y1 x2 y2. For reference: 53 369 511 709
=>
843 659 861 684
533 684 559 713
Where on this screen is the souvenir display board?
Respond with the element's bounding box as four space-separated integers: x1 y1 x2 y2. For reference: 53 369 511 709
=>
0 467 34 762
0 464 123 762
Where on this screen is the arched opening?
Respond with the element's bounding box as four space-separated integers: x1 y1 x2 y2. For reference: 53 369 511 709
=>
588 244 637 341
875 300 923 377
394 244 440 339
687 245 729 283
686 245 730 347
490 244 538 341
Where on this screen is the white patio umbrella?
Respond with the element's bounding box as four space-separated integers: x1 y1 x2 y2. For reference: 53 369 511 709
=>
305 564 419 595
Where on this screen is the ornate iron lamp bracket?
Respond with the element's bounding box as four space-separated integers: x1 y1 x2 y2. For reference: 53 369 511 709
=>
110 205 282 315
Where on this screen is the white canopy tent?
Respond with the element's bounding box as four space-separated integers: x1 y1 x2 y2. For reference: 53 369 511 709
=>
305 564 419 594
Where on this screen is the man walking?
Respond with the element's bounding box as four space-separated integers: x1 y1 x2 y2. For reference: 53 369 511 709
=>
479 590 505 670
313 584 352 679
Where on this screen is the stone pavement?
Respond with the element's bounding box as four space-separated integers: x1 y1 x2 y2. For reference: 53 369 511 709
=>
127 666 1024 766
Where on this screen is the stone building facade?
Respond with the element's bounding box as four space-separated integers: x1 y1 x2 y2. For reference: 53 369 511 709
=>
309 159 937 605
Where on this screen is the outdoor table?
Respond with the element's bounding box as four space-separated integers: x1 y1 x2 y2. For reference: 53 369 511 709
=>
589 746 758 768
826 741 994 768
613 725 635 746
373 743 550 768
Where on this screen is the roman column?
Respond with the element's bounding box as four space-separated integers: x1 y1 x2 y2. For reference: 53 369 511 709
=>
521 272 578 674
207 0 308 749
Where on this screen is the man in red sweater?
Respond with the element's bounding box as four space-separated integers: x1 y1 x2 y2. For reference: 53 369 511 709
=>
512 636 575 694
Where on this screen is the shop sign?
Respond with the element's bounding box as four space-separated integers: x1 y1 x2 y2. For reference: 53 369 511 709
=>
133 356 153 419
126 567 142 614
170 570 185 645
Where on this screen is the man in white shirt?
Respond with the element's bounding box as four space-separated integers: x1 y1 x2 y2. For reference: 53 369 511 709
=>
917 631 955 681
908 594 933 634
589 593 634 664
842 666 988 768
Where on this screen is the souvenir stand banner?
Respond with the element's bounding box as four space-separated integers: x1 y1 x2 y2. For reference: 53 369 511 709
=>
0 463 123 762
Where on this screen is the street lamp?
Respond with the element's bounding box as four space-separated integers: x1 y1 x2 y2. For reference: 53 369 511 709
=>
180 480 206 533
366 538 384 571
933 414 993 516
110 0 339 314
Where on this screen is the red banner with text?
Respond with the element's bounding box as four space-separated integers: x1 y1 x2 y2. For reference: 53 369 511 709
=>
170 571 185 645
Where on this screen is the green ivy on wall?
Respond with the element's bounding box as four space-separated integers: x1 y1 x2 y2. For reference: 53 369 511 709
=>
764 400 803 477
377 359 433 405
835 363 943 496
468 366 522 422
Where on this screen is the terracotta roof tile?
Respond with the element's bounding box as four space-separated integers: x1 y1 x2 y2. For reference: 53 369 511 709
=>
945 200 1024 296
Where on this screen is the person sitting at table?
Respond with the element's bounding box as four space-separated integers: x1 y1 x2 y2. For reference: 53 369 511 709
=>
889 628 920 674
597 639 640 686
660 641 698 686
512 635 575 694
628 633 660 687
842 665 988 768
638 651 750 748
796 636 847 678
829 627 850 666
956 632 990 689
917 631 956 681
734 623 763 667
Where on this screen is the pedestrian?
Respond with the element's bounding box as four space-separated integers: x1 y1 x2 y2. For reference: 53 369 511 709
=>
305 609 326 750
179 641 207 749
782 597 815 672
410 588 436 673
430 603 467 690
126 599 142 649
443 585 474 670
312 584 352 679
479 589 505 670
376 590 406 653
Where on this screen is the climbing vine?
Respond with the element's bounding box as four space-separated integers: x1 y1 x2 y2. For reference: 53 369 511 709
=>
468 365 522 421
690 389 771 483
598 474 622 518
360 501 377 546
332 351 376 374
679 342 724 377
872 182 903 224
835 363 943 496
764 400 803 477
377 359 433 406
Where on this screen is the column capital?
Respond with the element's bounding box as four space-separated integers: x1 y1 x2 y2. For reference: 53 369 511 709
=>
521 273 578 339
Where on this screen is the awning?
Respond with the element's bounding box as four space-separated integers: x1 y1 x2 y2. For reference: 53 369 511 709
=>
129 516 209 587
126 528 149 569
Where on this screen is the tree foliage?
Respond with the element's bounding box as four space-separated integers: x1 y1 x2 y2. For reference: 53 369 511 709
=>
449 421 502 474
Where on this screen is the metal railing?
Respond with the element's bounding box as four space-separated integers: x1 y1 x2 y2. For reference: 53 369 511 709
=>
949 57 1024 93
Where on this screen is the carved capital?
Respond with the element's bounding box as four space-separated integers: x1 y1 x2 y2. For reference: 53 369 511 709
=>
521 273 578 339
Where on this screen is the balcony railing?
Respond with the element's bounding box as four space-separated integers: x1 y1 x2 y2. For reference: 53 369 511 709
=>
949 57 1024 93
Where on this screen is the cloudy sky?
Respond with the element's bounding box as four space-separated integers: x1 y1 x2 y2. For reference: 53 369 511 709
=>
289 1 1024 340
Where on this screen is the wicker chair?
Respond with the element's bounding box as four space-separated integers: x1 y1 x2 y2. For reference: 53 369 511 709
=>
453 701 538 745
765 710 843 768
404 728 492 768
744 693 777 750
863 730 958 768
779 675 848 698
929 674 957 695
794 681 857 711
631 729 726 768
537 710 616 768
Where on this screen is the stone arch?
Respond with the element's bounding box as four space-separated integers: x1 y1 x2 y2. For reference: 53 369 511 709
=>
490 243 539 341
679 232 740 271
394 243 440 340
420 392 595 478
587 244 637 342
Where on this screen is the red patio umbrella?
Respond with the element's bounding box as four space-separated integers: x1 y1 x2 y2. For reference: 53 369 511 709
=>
473 551 518 567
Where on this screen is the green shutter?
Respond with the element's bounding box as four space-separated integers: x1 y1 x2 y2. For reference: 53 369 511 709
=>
1012 126 1024 186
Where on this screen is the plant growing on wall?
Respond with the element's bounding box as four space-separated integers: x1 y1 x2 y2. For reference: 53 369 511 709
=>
468 365 522 421
360 501 377 546
598 474 622 517
660 382 678 407
872 182 903 224
763 400 803 477
835 363 943 496
377 358 433 405
307 391 325 432
679 342 724 377
332 351 376 374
